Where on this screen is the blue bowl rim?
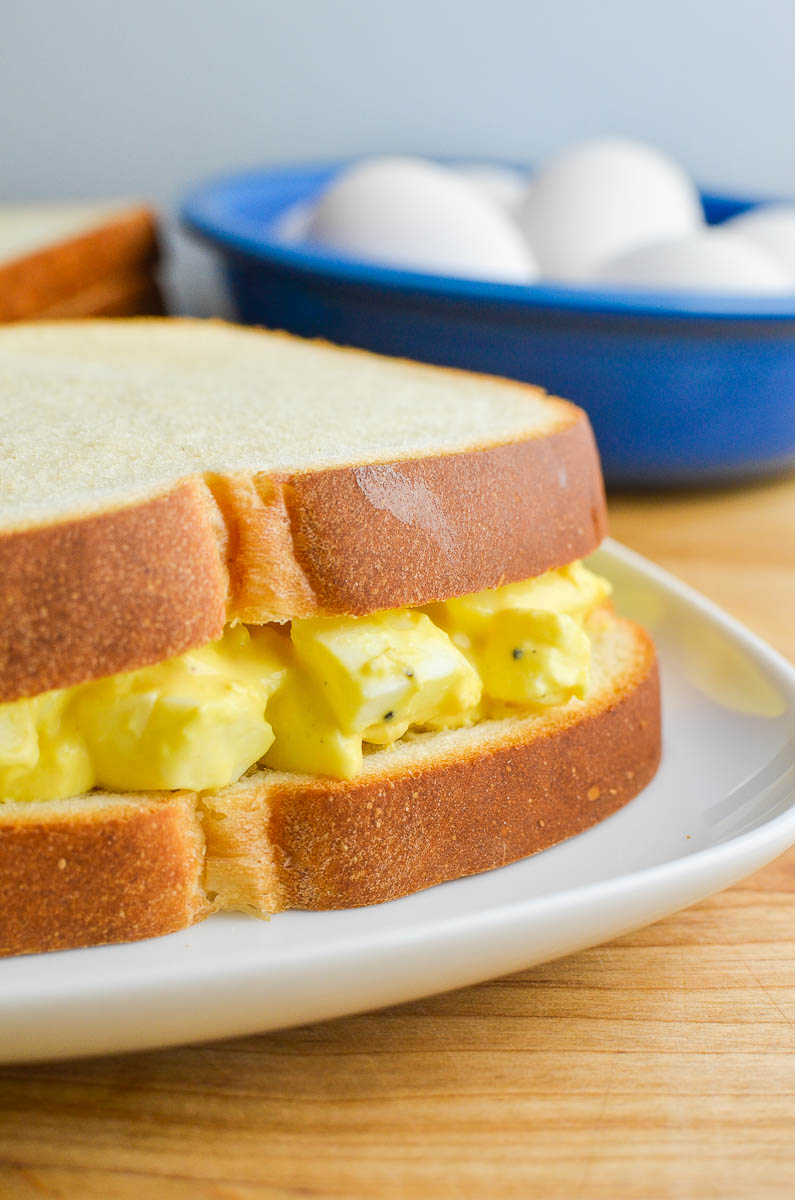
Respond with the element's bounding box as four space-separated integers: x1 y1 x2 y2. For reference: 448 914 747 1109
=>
181 158 795 323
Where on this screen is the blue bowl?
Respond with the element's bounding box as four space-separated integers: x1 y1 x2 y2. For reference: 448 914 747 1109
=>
181 161 795 486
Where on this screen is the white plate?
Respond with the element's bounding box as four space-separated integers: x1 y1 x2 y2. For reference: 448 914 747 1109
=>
2 540 794 1063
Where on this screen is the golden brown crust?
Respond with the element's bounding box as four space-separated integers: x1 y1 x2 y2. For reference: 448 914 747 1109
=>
206 471 318 624
279 644 659 908
0 206 159 322
281 416 607 614
0 478 228 702
0 794 208 956
207 409 606 623
31 269 165 320
203 622 660 912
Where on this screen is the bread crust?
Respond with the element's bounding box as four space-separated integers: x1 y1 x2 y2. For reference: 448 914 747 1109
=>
0 206 159 322
272 416 606 615
203 621 660 913
0 479 228 702
32 269 165 319
0 794 208 956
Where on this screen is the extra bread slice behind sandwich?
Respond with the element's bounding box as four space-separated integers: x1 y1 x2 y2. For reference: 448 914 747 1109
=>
0 618 659 955
0 202 159 322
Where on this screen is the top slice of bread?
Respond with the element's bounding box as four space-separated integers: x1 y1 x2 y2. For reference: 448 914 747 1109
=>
0 202 158 322
0 318 586 524
0 319 607 701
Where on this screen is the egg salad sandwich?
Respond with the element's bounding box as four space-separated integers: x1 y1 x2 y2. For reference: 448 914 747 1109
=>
0 319 660 956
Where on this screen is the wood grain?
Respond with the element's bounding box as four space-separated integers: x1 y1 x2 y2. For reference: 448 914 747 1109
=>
0 473 793 1199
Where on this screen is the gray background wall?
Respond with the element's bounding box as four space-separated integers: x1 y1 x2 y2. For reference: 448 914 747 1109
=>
3 0 793 306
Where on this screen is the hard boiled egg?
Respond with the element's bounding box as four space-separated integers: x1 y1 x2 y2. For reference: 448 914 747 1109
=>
305 156 538 283
517 136 703 280
591 230 793 293
720 205 795 281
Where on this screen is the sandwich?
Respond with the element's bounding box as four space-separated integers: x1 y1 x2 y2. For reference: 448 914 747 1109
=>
0 319 660 956
0 200 162 323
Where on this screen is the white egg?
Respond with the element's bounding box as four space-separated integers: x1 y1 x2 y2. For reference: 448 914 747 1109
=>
305 156 538 283
453 162 529 214
517 136 703 281
720 205 795 280
591 230 793 293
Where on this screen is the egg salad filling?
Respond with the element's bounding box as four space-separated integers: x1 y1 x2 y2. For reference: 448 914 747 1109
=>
0 562 610 802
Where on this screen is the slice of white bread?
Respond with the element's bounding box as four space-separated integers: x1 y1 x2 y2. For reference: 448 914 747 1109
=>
0 319 607 702
0 619 659 956
0 203 158 322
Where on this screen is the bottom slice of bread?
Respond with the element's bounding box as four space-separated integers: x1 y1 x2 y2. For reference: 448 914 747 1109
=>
0 618 659 956
0 794 208 955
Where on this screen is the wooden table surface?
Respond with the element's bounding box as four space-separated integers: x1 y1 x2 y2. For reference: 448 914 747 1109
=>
0 475 793 1200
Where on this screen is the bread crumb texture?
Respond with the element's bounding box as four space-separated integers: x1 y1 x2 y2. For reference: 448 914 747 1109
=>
0 319 572 526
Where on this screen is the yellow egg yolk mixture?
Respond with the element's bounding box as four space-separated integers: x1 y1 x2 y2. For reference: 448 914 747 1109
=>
0 562 611 800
